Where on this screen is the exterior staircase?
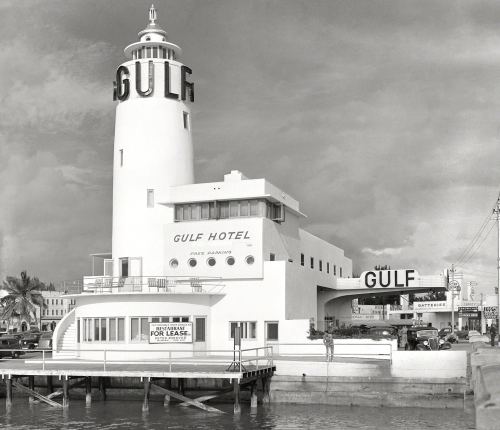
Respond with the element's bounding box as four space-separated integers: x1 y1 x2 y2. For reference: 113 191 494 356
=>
53 321 77 359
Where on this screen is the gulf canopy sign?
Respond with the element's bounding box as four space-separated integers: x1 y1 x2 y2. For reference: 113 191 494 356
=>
149 322 193 343
361 270 419 289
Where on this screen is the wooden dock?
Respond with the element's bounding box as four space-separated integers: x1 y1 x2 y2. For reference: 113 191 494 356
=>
0 349 275 414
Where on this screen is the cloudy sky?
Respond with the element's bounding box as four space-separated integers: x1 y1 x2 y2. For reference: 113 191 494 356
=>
2 0 500 295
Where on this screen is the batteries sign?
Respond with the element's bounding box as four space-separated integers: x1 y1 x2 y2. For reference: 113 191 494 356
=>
483 306 499 319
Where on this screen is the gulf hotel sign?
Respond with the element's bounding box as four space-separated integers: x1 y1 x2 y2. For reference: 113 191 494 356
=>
361 270 419 289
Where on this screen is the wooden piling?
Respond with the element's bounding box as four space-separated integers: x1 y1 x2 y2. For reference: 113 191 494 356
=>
85 377 92 406
46 375 53 394
262 376 271 404
163 378 171 406
28 376 35 403
98 377 106 401
62 378 70 408
142 378 150 412
178 378 185 396
250 382 258 409
233 379 241 414
5 378 13 408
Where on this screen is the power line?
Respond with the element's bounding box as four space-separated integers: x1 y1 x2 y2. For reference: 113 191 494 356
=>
460 221 496 266
455 194 499 265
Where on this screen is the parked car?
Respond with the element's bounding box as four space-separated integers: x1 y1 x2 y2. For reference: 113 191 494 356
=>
0 336 24 359
368 326 397 338
405 326 452 351
20 332 41 350
468 330 490 343
38 332 53 350
438 327 458 343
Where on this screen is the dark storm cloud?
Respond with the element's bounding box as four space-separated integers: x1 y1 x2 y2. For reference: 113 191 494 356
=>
1 0 499 292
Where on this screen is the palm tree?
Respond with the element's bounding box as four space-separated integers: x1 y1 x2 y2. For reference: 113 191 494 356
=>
1 271 46 330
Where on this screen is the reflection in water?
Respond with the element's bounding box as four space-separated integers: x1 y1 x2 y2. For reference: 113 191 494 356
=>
0 398 475 429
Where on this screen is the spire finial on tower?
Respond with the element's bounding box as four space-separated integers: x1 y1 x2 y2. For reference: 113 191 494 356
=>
149 4 157 25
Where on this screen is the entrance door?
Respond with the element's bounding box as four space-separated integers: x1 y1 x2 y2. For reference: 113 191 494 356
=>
193 317 207 356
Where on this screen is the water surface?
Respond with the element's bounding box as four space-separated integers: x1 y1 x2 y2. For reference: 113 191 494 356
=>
0 399 475 429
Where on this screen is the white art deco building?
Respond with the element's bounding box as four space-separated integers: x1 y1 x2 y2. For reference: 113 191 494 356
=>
56 7 447 358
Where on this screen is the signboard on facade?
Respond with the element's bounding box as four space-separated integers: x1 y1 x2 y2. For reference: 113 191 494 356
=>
413 301 449 312
484 306 498 319
351 314 381 320
360 270 419 289
149 322 193 343
458 306 479 318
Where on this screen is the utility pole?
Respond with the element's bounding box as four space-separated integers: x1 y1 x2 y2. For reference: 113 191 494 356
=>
494 193 500 346
450 264 456 334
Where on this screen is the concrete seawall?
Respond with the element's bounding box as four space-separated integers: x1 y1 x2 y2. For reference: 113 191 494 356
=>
270 352 470 409
471 345 500 429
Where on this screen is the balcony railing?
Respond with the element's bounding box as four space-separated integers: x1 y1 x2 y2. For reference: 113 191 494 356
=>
63 276 225 295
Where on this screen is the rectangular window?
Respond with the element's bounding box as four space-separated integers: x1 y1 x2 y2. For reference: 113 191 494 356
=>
94 318 100 341
146 47 151 58
175 205 183 221
141 318 149 339
77 319 80 343
301 253 304 266
147 189 154 208
100 318 107 341
109 318 116 341
131 318 139 341
219 201 229 219
190 204 201 220
327 262 330 274
210 202 217 219
310 257 314 269
183 204 191 220
265 322 279 341
229 201 239 217
117 318 125 341
250 200 259 216
229 321 257 339
153 47 158 58
334 265 337 276
319 260 323 272
201 203 210 219
119 149 123 166
120 258 129 278
270 253 275 261
138 49 142 59
195 317 206 342
340 267 343 277
240 200 249 216
183 111 190 129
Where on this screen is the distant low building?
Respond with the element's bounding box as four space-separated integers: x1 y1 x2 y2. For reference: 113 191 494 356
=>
38 291 76 331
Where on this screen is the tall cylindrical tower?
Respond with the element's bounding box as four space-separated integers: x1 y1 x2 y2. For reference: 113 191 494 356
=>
111 5 194 277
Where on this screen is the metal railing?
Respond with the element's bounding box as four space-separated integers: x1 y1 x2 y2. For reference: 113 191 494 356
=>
62 276 225 295
265 341 394 363
0 347 273 373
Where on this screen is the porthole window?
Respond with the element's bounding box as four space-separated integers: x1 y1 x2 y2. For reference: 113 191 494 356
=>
188 258 197 267
226 256 235 266
146 36 151 41
169 259 179 268
207 257 216 267
245 255 255 265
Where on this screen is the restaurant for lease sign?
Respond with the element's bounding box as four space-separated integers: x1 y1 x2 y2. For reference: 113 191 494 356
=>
149 323 193 343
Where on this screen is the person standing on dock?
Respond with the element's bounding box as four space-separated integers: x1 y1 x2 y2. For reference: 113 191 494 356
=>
490 324 497 347
323 331 334 361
